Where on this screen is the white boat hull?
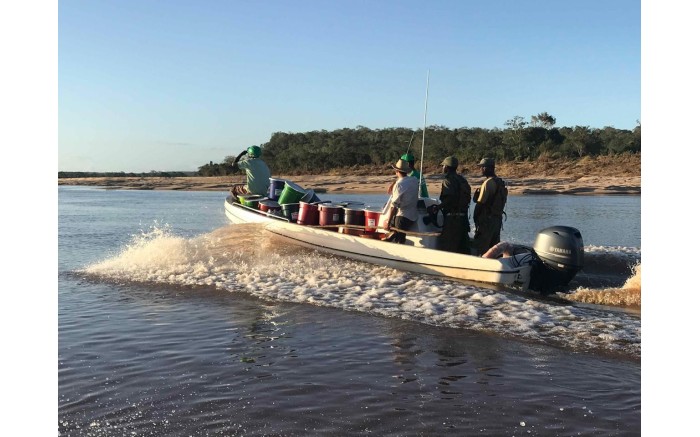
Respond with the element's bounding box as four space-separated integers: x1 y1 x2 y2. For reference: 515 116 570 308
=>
224 196 533 288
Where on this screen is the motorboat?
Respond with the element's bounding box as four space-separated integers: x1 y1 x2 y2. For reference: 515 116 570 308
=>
224 186 584 294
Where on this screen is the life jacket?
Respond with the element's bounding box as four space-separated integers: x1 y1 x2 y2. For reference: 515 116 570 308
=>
440 172 471 214
488 176 508 218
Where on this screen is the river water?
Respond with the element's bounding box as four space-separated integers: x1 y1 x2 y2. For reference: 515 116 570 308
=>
58 186 641 436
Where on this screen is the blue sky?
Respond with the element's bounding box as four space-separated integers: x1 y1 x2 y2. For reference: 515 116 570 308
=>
58 0 640 171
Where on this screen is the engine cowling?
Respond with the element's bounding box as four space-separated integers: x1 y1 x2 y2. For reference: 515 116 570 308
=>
529 226 584 294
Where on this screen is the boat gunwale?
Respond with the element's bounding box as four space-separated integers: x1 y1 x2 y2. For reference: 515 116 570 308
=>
263 225 523 275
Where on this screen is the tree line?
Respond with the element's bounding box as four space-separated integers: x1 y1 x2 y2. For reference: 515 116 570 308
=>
198 113 641 176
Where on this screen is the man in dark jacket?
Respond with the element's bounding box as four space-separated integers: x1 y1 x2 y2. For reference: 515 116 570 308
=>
437 156 471 254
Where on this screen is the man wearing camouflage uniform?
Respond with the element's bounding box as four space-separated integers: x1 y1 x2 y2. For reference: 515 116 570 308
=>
473 158 508 256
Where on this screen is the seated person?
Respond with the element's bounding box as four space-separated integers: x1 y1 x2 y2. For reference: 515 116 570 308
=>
230 145 271 196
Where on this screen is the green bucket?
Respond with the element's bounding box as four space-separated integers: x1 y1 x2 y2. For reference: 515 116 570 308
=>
278 181 306 205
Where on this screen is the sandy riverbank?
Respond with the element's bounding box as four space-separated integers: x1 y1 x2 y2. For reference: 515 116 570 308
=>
58 155 641 195
57 174 640 196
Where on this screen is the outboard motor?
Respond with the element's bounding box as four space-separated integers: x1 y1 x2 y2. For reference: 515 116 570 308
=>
529 226 584 294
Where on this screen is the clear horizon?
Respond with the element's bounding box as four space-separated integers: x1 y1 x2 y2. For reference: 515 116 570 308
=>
58 0 641 173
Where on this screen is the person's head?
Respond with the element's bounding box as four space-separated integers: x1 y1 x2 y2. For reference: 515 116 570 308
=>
392 158 411 177
477 157 496 176
401 153 416 169
247 145 262 158
440 156 458 173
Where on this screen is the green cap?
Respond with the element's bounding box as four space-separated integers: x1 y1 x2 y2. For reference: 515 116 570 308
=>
400 153 415 162
441 156 458 167
478 157 495 167
247 145 261 158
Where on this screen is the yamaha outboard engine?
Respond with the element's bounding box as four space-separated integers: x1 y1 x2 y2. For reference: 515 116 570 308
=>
529 226 584 294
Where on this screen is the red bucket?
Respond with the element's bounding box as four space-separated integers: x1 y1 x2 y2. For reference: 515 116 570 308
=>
364 207 383 232
258 199 281 214
297 201 319 226
319 204 344 228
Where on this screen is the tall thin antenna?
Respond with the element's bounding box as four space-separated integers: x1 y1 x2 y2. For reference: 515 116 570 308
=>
405 131 416 155
419 69 430 199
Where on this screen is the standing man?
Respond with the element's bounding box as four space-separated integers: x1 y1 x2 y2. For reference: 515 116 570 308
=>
437 156 471 254
230 145 271 197
473 158 508 256
384 159 419 244
386 153 429 198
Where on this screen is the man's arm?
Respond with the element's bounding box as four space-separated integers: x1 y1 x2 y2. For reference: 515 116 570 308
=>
475 178 494 204
232 151 251 172
385 180 402 230
384 205 397 231
233 150 247 166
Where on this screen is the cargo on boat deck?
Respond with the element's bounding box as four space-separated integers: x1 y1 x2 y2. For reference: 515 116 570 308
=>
319 204 344 230
239 195 264 208
278 181 307 205
258 199 281 214
344 207 365 227
364 207 383 232
268 178 287 201
301 189 321 204
297 201 320 226
281 203 300 221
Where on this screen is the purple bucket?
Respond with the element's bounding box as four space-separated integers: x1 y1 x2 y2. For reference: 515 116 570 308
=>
268 178 287 201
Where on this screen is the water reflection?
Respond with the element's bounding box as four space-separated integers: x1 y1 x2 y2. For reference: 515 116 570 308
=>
385 320 515 408
232 303 290 369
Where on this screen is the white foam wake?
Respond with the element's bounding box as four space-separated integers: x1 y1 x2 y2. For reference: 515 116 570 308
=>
83 224 641 358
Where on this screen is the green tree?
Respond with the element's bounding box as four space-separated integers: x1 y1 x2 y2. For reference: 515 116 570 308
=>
530 112 556 128
563 126 602 157
200 123 640 175
504 116 529 159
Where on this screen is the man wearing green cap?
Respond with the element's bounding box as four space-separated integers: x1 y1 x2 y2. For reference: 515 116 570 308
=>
387 153 429 198
229 145 271 196
473 157 508 256
437 156 471 254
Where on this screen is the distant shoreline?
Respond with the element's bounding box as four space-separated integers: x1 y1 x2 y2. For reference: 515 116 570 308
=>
58 155 641 195
58 174 641 196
